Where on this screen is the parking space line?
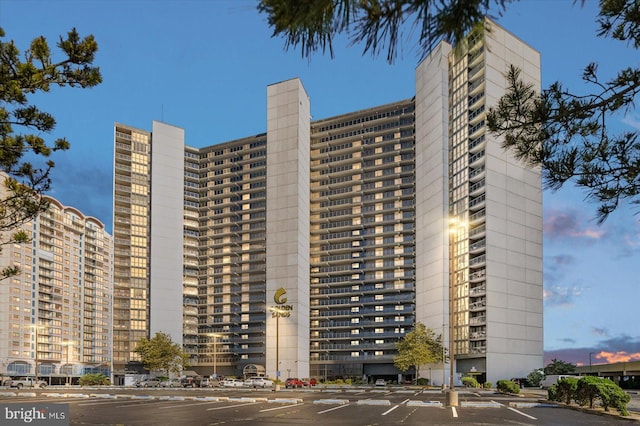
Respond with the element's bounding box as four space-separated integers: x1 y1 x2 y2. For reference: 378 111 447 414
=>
259 403 302 412
206 401 262 411
506 406 537 420
381 398 409 416
317 404 350 414
159 401 223 409
451 407 458 418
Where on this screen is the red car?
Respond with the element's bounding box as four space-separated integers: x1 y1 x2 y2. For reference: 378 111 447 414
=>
285 378 303 388
302 378 317 387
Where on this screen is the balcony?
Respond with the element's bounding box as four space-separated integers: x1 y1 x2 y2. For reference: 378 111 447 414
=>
469 298 486 311
469 179 485 197
468 150 484 168
469 193 485 211
469 238 486 254
469 254 486 268
469 285 486 296
469 315 486 325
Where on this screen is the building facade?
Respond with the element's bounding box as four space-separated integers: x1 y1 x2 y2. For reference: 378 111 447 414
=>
112 20 542 384
0 188 113 384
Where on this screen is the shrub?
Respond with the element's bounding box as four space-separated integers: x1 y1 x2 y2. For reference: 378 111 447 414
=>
416 378 429 386
496 379 520 394
462 376 479 388
526 370 544 388
554 377 579 405
576 376 630 415
483 382 492 389
78 373 110 386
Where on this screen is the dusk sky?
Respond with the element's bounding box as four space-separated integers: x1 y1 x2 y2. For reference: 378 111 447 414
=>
1 0 638 368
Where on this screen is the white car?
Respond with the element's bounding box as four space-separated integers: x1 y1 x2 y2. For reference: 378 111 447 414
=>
375 379 386 387
221 378 243 388
250 377 273 388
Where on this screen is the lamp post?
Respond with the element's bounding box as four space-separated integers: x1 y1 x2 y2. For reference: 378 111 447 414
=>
442 323 447 389
270 307 286 391
61 341 75 386
589 352 595 375
446 218 466 407
206 333 223 379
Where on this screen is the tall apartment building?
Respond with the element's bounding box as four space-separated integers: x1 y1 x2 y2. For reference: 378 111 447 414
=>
0 187 113 384
112 20 542 384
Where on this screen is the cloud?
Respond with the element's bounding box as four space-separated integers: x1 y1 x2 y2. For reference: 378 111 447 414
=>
595 351 640 363
543 254 578 291
591 327 609 337
543 285 584 307
545 334 640 366
544 209 606 242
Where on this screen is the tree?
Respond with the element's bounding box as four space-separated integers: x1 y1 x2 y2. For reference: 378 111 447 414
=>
544 358 577 375
257 0 510 63
527 369 544 388
0 26 101 279
393 322 444 383
134 332 190 377
259 0 640 221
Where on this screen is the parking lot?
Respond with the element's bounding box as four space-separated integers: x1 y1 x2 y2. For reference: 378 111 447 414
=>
1 387 638 425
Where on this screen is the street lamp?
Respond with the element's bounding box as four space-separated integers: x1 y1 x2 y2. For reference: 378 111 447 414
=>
205 333 223 379
61 341 75 386
447 218 466 406
589 352 595 375
269 306 286 391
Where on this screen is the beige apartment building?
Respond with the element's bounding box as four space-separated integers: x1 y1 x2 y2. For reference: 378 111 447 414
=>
0 186 113 385
112 20 543 385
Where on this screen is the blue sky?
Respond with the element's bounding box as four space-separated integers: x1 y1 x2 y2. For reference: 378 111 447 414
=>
2 0 639 367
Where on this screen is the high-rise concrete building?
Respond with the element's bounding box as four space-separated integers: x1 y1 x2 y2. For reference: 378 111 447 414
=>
112 20 542 384
0 186 113 384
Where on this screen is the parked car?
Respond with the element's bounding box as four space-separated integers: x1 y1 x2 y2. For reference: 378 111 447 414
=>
285 378 303 388
375 379 386 387
221 378 243 388
160 378 181 388
250 377 274 388
10 377 47 389
181 377 202 388
301 378 317 387
136 378 161 388
200 378 219 388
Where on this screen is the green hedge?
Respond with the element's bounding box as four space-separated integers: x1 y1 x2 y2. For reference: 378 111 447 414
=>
462 376 479 388
496 379 520 394
548 376 630 416
78 373 110 386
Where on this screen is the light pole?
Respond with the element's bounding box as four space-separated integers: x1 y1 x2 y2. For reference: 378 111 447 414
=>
206 333 223 379
589 352 595 375
446 218 466 406
61 341 75 386
270 307 286 391
442 323 447 389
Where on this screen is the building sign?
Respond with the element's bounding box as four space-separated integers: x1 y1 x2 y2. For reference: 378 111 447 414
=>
272 287 293 317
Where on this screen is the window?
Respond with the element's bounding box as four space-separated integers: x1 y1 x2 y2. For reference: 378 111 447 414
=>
351 352 360 357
